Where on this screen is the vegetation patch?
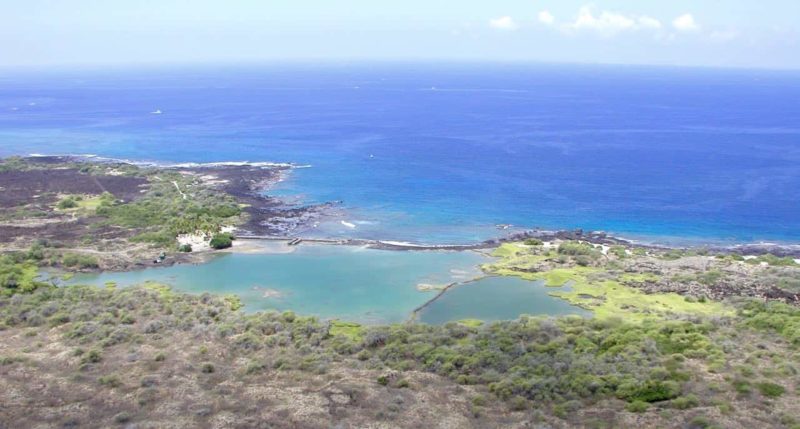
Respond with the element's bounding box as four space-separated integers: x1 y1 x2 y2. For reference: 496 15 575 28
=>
485 240 741 322
329 320 365 341
0 254 50 296
0 280 797 427
551 280 732 321
209 232 234 250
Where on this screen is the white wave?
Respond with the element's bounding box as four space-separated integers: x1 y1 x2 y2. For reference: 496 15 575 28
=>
24 153 310 170
28 153 99 158
169 161 305 169
380 240 417 246
340 220 356 229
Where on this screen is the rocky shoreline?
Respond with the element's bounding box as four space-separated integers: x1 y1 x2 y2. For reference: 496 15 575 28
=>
3 155 799 275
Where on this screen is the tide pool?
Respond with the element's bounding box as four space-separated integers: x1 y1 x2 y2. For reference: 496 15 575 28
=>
417 276 590 324
64 244 486 324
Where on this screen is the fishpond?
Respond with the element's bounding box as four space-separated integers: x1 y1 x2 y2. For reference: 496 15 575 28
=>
64 243 589 324
417 276 590 324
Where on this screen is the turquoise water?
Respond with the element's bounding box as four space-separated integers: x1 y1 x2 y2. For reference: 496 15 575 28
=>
64 244 486 324
417 276 590 324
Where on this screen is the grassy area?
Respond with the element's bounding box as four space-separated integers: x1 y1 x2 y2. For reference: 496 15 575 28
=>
54 193 116 215
551 280 733 321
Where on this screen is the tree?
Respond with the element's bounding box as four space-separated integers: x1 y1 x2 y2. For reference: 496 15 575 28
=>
209 233 233 249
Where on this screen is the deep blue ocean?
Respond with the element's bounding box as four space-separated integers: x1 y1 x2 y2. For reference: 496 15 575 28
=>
1 63 799 245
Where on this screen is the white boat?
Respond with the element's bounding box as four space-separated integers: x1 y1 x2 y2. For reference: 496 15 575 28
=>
150 109 162 115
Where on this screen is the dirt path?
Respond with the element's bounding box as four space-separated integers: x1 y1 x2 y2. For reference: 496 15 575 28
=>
172 181 187 200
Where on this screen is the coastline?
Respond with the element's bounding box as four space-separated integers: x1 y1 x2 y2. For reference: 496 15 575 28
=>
3 154 800 276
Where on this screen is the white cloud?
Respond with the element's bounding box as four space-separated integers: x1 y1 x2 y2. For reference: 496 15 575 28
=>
673 13 699 32
637 16 662 30
568 6 662 36
489 16 518 31
538 10 555 26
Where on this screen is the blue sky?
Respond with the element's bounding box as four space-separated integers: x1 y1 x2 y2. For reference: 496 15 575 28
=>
1 0 798 69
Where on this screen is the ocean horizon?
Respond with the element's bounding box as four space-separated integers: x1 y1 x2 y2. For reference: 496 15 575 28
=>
2 62 799 245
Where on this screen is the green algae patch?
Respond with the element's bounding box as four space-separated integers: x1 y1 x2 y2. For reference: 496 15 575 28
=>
330 321 365 341
550 280 733 322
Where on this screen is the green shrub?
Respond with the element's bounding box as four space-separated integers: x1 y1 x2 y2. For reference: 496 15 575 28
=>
523 239 543 246
671 394 699 409
688 416 715 429
56 197 78 210
626 400 649 413
696 270 724 285
740 301 800 345
98 375 122 388
661 249 686 260
746 254 797 267
756 381 785 397
209 233 234 250
245 361 267 375
731 378 751 394
130 231 176 247
178 244 192 252
616 380 681 403
610 246 627 258
509 396 528 411
81 349 102 364
61 253 99 269
557 241 598 257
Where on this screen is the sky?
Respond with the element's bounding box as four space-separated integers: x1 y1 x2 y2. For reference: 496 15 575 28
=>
1 0 799 69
